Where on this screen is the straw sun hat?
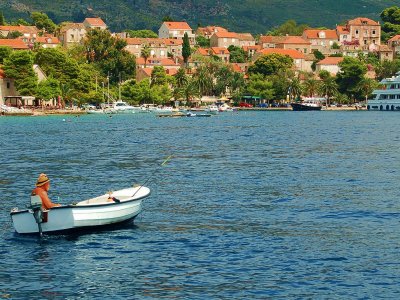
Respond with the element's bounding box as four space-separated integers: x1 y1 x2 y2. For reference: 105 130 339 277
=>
36 173 50 187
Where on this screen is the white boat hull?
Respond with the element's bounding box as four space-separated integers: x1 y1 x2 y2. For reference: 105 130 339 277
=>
10 186 150 234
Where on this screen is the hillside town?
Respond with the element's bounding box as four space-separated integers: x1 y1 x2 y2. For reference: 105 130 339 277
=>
1 9 400 111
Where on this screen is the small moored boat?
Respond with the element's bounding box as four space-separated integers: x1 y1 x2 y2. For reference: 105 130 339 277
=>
10 186 150 234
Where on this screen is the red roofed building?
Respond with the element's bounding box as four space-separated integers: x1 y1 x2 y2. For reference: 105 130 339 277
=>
196 26 228 39
254 48 309 72
258 35 286 48
242 45 261 59
315 57 344 74
158 22 195 45
83 18 107 30
136 57 179 70
0 25 39 38
210 31 240 48
275 36 311 54
34 36 61 48
302 29 339 55
337 17 380 53
237 33 256 47
0 39 29 50
388 35 400 56
59 23 86 48
125 38 183 59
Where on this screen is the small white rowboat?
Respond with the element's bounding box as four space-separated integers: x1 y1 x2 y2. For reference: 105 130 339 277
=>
10 186 150 234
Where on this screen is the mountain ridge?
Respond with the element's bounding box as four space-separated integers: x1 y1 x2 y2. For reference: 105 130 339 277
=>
0 0 398 34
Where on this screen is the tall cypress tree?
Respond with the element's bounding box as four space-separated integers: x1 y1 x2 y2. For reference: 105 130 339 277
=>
0 11 6 26
182 32 191 66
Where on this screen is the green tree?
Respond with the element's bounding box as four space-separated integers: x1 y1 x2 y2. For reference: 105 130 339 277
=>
192 64 213 96
151 66 168 86
125 29 158 38
380 6 400 41
8 31 23 39
302 77 320 97
196 36 210 48
3 51 37 96
0 11 6 26
174 68 188 88
356 77 378 102
318 75 338 106
228 45 247 63
36 77 61 102
336 57 368 99
182 32 191 65
84 29 136 83
181 78 200 105
248 53 293 76
288 77 302 101
246 74 275 101
0 46 12 64
375 59 400 80
267 20 309 36
162 16 174 22
141 44 151 68
229 72 245 101
31 12 56 34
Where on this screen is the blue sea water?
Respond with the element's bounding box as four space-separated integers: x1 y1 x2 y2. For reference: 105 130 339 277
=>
1 111 400 299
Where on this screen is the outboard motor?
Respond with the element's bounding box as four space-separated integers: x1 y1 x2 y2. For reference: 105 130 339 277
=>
30 195 43 237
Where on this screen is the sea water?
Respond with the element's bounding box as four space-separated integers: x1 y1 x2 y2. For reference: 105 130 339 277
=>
1 111 399 299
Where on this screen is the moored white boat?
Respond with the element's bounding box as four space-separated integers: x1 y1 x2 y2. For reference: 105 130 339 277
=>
368 72 400 111
10 186 150 234
205 105 219 114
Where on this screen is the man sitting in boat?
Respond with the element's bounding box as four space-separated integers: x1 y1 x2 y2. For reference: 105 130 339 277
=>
31 173 61 210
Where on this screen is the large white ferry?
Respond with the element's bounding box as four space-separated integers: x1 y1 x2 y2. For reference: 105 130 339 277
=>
368 72 400 111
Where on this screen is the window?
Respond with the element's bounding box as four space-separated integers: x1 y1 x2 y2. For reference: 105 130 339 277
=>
355 30 359 35
6 82 10 88
304 48 307 53
161 50 165 56
372 30 376 35
364 40 367 45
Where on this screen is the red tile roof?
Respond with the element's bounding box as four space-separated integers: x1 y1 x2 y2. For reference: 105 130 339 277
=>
336 25 350 35
237 33 255 41
198 26 228 36
211 47 229 54
0 39 29 49
242 45 261 51
163 22 192 30
213 31 239 39
348 17 379 26
388 35 400 42
277 36 310 45
36 36 60 44
259 35 286 44
303 29 338 40
84 18 107 27
316 57 344 65
0 68 5 79
258 48 305 59
197 48 211 55
0 25 39 35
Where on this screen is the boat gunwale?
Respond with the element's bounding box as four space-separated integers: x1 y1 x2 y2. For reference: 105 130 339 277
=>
10 191 150 216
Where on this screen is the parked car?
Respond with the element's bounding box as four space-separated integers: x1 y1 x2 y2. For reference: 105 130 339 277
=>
239 102 253 107
257 103 268 108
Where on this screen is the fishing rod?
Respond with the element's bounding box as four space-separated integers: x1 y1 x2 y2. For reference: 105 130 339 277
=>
131 155 173 198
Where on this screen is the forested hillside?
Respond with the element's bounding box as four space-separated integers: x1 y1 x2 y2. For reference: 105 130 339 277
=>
0 0 398 33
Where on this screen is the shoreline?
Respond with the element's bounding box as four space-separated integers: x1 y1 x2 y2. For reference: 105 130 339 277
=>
0 106 367 116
